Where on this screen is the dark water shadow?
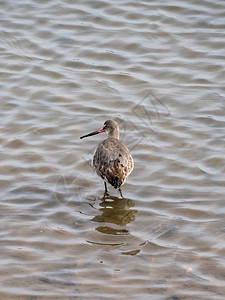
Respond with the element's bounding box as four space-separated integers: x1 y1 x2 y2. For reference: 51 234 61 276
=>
92 193 137 235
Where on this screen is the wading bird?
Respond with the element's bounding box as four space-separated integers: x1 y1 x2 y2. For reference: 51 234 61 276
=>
80 120 134 197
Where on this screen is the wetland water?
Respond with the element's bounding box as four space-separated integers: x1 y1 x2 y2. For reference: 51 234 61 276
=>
0 0 225 299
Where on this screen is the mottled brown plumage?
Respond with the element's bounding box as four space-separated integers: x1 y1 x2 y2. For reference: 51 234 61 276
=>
80 120 134 196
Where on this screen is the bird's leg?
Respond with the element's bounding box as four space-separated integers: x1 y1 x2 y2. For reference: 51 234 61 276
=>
104 181 109 195
119 188 124 198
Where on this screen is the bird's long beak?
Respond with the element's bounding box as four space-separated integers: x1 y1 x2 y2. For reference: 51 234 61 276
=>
80 128 104 139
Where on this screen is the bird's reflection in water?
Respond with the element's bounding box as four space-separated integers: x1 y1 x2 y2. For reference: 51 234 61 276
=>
92 193 137 235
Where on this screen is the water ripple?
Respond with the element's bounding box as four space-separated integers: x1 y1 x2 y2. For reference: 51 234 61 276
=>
0 0 225 299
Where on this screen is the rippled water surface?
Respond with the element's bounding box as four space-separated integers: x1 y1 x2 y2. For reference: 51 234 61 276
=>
1 0 225 299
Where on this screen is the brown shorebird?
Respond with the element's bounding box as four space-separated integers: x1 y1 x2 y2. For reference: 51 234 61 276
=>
80 120 134 197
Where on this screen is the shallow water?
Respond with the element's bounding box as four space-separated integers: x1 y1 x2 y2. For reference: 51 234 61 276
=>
0 0 225 299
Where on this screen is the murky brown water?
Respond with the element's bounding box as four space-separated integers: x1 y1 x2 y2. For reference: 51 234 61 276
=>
0 0 225 299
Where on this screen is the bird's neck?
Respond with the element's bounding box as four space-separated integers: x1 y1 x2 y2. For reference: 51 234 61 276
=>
108 129 119 139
